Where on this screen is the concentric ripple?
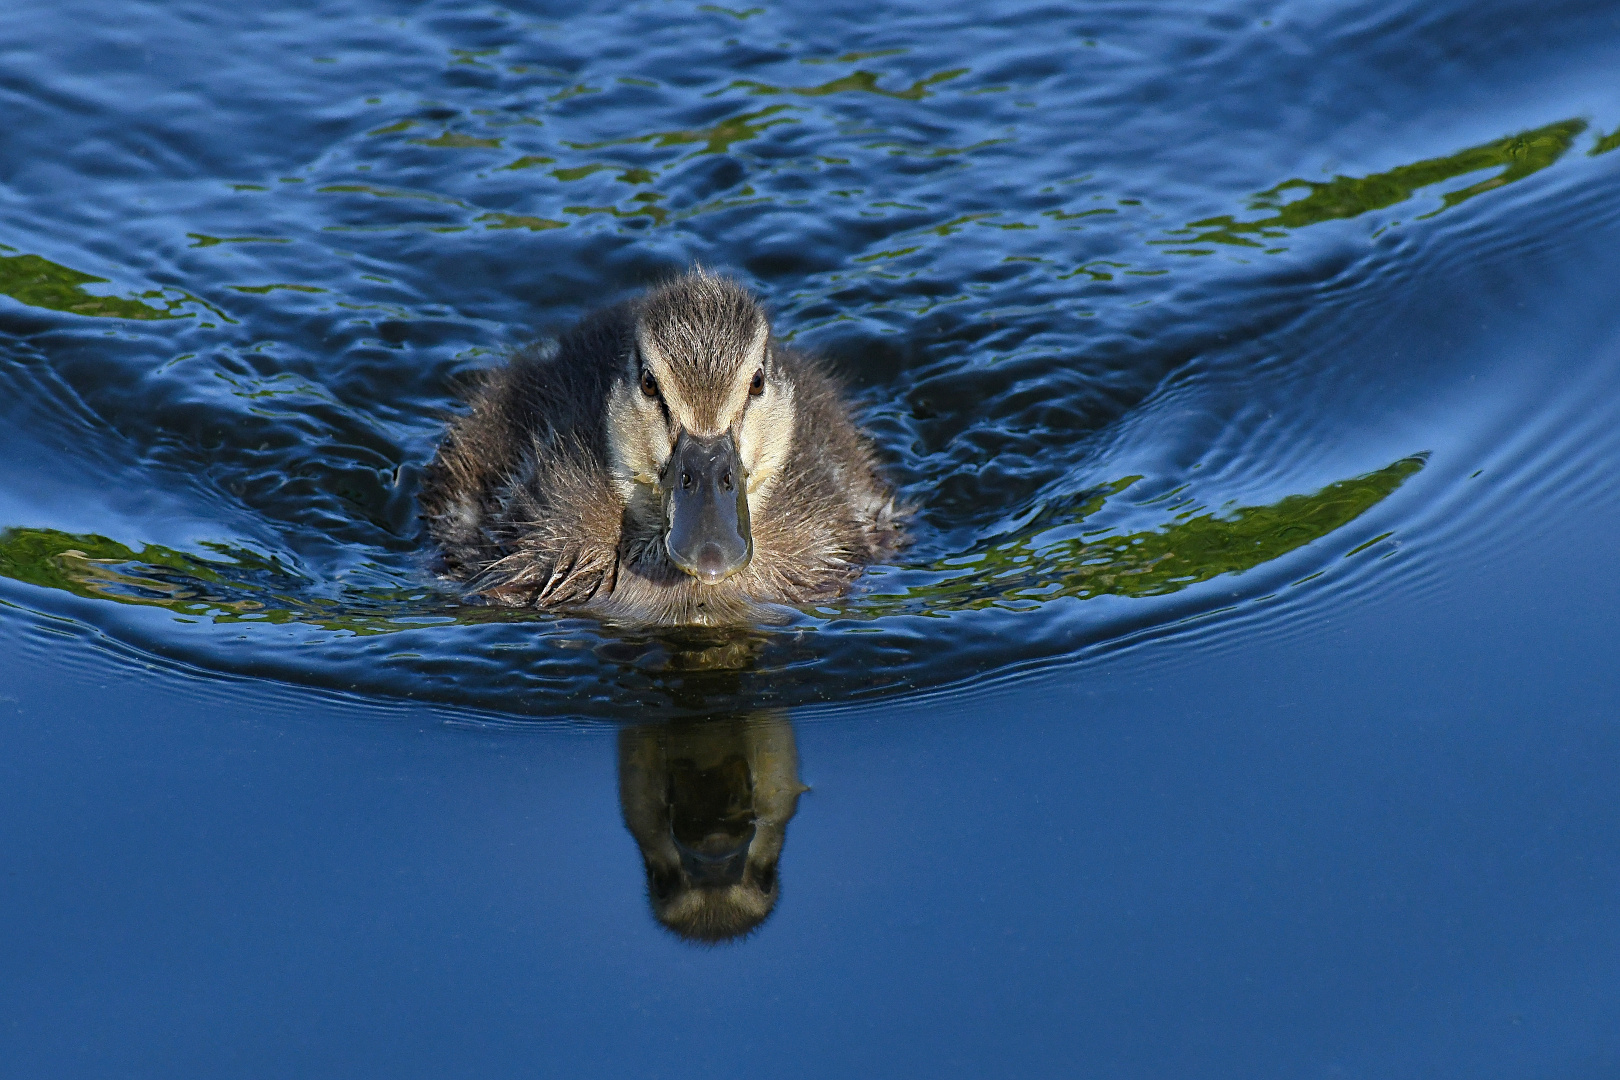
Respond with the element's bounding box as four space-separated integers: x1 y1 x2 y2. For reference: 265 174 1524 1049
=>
3 0 1620 717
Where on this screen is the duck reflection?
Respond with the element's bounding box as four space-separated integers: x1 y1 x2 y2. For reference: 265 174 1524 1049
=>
619 714 805 943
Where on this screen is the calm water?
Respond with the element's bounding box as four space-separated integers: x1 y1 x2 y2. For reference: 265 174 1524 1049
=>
3 0 1620 1074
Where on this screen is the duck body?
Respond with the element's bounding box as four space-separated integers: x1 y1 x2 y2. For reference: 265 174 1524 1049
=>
419 271 905 625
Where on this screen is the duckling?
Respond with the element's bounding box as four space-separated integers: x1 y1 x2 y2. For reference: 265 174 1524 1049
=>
419 269 905 625
618 715 805 942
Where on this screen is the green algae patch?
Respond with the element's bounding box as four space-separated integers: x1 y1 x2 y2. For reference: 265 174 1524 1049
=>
497 155 556 171
564 200 669 226
477 212 566 231
2 530 231 597
0 253 183 320
723 68 967 102
552 163 611 181
697 4 764 17
845 455 1426 617
450 48 499 67
568 105 797 156
409 132 503 149
229 283 326 294
0 528 434 636
1162 119 1588 248
187 234 290 248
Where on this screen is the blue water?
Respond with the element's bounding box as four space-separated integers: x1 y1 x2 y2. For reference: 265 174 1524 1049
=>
3 0 1620 1074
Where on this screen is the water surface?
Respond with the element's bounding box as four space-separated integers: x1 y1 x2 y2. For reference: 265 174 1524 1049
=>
2 0 1619 1074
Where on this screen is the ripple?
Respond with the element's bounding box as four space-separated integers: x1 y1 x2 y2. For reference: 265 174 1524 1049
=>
2 0 1620 719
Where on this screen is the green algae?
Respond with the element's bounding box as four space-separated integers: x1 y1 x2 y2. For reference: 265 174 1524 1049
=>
476 212 566 231
564 200 669 226
552 163 611 181
186 234 290 247
408 132 503 149
229 283 326 294
843 455 1426 617
0 528 435 636
0 253 183 320
567 105 797 156
697 5 764 18
723 68 968 102
1162 119 1588 249
497 155 556 171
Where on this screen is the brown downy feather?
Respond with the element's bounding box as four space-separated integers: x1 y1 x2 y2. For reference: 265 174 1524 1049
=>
419 271 907 625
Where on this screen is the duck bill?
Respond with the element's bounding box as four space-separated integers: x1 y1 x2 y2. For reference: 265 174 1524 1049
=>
663 431 753 585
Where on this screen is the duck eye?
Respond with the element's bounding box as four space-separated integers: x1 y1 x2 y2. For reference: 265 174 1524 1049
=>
640 369 658 398
749 368 764 396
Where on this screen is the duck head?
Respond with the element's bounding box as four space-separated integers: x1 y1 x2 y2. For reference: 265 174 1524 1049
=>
605 271 796 585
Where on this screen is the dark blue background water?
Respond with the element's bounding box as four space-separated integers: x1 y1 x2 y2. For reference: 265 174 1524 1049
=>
2 0 1619 1074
